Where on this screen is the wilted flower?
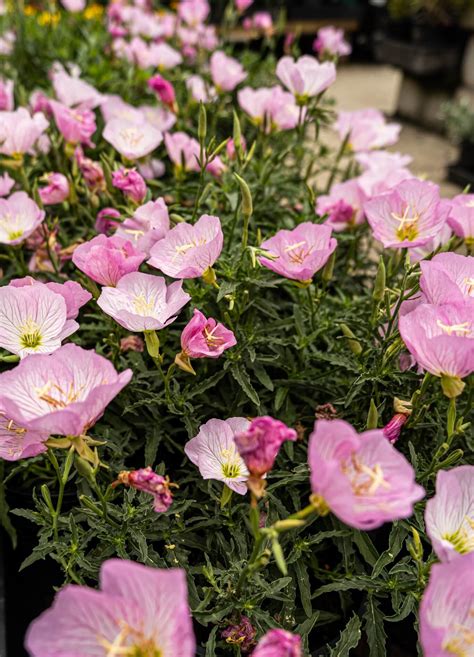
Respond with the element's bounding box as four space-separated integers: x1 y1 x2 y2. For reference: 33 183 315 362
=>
38 172 70 205
399 302 474 398
120 335 144 352
0 108 49 156
276 55 336 102
210 51 247 92
97 272 190 332
0 172 14 197
148 74 176 111
9 277 91 320
425 465 474 562
114 467 175 512
176 308 236 372
115 198 170 255
164 131 200 173
420 253 474 304
148 214 223 279
308 419 424 529
316 179 366 231
419 553 474 657
335 109 400 152
259 223 337 284
0 77 14 111
447 193 474 244
222 616 256 652
103 119 163 160
0 344 132 437
0 413 48 461
185 417 250 494
364 179 449 249
313 26 351 58
50 100 96 147
25 559 196 657
95 207 121 235
112 167 147 205
0 192 45 246
251 629 301 657
72 234 146 286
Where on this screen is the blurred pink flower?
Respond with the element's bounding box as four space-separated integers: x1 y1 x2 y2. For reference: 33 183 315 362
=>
425 465 474 562
226 135 246 160
25 559 195 657
0 78 14 111
420 253 474 304
60 0 86 11
259 222 337 283
38 172 70 205
356 150 412 172
357 166 413 198
114 467 174 512
112 167 147 204
313 26 351 58
419 553 474 657
95 207 121 235
0 344 132 436
276 55 336 101
178 0 209 26
148 41 183 70
179 308 236 359
238 85 301 132
235 0 253 11
139 104 177 132
9 277 91 320
308 419 424 529
210 51 247 92
120 335 144 352
185 417 250 494
101 94 144 124
72 234 146 286
364 179 449 249
447 193 474 243
164 131 200 172
251 629 302 657
185 74 216 103
51 69 103 109
148 214 223 278
0 108 49 156
0 412 48 461
115 198 170 255
148 74 176 111
97 272 190 331
245 11 274 34
335 109 400 151
50 100 96 147
0 172 14 197
103 119 163 160
206 155 226 178
316 179 366 231
0 192 45 246
75 146 106 192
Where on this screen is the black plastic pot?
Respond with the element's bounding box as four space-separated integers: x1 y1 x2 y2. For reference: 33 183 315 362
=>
458 140 474 170
374 35 461 77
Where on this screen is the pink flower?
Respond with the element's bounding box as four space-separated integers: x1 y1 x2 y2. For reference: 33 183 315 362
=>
238 86 301 132
0 413 48 461
148 74 176 111
234 416 297 479
0 172 14 197
251 629 302 657
72 235 146 286
235 0 253 11
178 0 209 26
103 119 163 161
357 166 413 198
114 467 174 512
447 193 474 243
10 277 92 320
210 51 247 92
178 308 236 363
95 207 121 234
75 146 106 192
425 466 474 562
335 109 400 151
25 559 195 657
140 104 177 133
97 272 190 332
148 41 183 70
0 108 48 156
148 214 223 279
0 77 14 111
226 136 247 160
164 131 200 172
222 616 256 652
0 192 45 245
364 179 449 249
308 419 424 529
276 56 336 101
51 69 103 109
115 198 170 255
382 413 408 444
185 75 216 103
399 302 474 397
313 26 351 58
245 12 274 34
185 417 250 494
50 100 96 147
316 179 366 230
112 167 147 204
38 172 70 205
30 90 52 116
356 150 412 172
420 253 474 304
419 553 474 657
60 0 86 11
139 158 166 180
259 222 337 283
206 155 226 178
120 335 144 352
0 344 132 437
101 94 144 124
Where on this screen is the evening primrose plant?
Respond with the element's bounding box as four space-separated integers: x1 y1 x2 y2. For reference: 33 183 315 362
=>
0 1 473 656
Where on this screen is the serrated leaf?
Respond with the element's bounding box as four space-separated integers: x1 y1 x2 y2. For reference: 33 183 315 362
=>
230 364 260 407
205 625 218 657
294 559 312 618
253 361 274 391
364 596 387 657
329 614 361 657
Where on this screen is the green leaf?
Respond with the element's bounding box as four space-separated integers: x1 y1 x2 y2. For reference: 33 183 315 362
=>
272 538 288 575
253 361 274 391
329 613 362 657
230 364 260 407
364 596 387 657
205 625 218 657
294 559 313 618
296 611 320 653
353 531 379 567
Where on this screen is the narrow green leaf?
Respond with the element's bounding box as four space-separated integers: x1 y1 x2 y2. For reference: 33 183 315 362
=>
294 559 313 618
364 596 387 657
230 364 260 407
205 625 218 657
329 613 362 657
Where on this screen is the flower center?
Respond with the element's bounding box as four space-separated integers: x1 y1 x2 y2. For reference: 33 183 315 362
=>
463 277 474 296
35 381 86 408
443 621 474 657
172 238 207 261
19 319 43 350
132 293 155 316
121 128 144 147
98 621 162 657
221 446 243 479
341 454 391 496
392 205 420 242
442 517 474 555
284 240 313 265
204 325 224 348
436 320 471 337
8 229 23 241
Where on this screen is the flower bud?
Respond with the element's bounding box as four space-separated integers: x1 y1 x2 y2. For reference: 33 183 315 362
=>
113 467 175 513
382 413 408 443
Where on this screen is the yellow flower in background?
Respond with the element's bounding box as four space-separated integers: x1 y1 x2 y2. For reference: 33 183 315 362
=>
37 11 60 26
84 4 104 20
24 5 37 16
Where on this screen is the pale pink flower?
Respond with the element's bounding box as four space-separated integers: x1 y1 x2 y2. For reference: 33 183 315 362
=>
399 302 474 397
139 158 166 180
0 192 45 245
313 26 351 58
226 136 246 160
97 272 190 332
0 108 49 156
210 51 247 92
251 629 301 657
114 467 174 512
0 30 15 56
164 131 200 172
112 167 147 204
356 150 412 172
73 235 146 286
103 119 163 160
100 95 144 124
50 100 96 147
364 179 449 249
29 90 52 116
51 69 103 109
408 222 452 264
185 75 216 103
206 155 226 178
185 417 250 494
139 104 177 133
0 413 48 461
148 41 183 70
419 553 474 657
276 55 336 101
335 109 400 152
0 285 78 359
38 172 70 205
60 0 86 11
148 214 223 278
9 277 92 320
238 85 301 132
178 0 209 26
420 253 474 304
0 344 132 436
235 0 253 11
425 465 474 562
75 146 106 192
308 419 424 529
95 208 121 235
357 166 413 198
25 559 195 657
316 179 366 231
259 222 337 283
115 198 170 255
0 78 14 111
447 193 474 243
0 172 14 197
244 12 274 34
180 308 236 358
235 416 297 478
148 74 176 111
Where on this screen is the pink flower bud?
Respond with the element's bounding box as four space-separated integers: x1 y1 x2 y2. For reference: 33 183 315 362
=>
382 413 408 444
234 416 297 479
75 146 106 192
38 173 70 205
114 467 174 512
112 167 147 205
148 74 176 111
222 616 256 653
120 335 145 352
95 207 121 235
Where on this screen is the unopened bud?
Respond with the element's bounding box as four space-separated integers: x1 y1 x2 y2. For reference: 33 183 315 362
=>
234 173 253 218
373 256 386 301
341 324 362 356
322 251 336 283
366 398 378 429
198 102 207 143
